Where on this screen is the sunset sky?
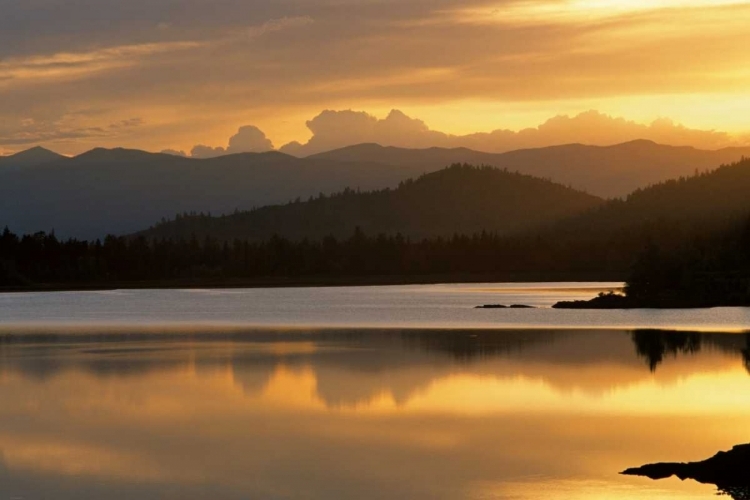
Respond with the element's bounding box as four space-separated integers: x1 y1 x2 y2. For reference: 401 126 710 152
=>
3 0 750 155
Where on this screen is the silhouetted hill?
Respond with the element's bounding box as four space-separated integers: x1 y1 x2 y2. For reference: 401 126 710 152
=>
5 140 748 240
310 141 750 198
137 165 603 242
561 157 750 234
0 146 64 171
540 157 750 278
0 148 437 239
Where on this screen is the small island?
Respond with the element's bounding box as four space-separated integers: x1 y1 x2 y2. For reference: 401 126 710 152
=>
475 304 536 309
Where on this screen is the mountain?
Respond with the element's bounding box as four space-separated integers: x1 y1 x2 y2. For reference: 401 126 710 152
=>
4 140 749 240
561 157 750 234
7 159 750 289
137 164 604 242
139 158 750 273
528 157 750 275
310 141 750 199
0 146 64 172
0 148 438 239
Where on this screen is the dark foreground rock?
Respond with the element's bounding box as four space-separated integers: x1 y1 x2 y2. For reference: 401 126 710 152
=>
622 443 750 494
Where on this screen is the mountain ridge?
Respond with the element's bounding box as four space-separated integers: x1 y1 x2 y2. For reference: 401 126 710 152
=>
3 139 750 239
310 140 750 198
137 164 604 242
0 146 65 171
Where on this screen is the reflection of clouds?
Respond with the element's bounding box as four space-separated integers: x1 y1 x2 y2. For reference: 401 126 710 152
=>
1 333 749 499
0 436 167 481
1 330 747 405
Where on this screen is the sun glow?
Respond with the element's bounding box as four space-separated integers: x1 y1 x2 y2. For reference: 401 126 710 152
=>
467 0 750 23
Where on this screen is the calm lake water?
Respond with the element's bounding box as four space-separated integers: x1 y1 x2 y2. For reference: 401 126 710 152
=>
1 282 750 331
1 283 750 499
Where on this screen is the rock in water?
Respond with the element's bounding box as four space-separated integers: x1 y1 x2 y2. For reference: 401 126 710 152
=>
622 443 750 497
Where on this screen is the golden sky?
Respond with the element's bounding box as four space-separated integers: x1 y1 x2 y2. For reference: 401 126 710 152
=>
2 0 750 155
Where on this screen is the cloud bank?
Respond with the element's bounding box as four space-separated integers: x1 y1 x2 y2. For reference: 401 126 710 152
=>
157 109 749 160
3 1 750 155
277 109 746 156
163 125 274 158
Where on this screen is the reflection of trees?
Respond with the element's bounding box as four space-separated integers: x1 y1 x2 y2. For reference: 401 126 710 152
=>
631 330 750 375
631 330 702 371
399 329 558 361
720 486 750 500
743 340 750 375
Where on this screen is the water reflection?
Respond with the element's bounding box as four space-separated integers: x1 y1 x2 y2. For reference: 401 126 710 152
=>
629 330 750 373
0 328 749 499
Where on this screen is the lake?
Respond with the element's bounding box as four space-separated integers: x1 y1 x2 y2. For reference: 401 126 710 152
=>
1 283 749 499
2 282 750 331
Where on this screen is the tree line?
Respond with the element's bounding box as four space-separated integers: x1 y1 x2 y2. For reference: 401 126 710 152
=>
2 214 749 306
0 226 628 288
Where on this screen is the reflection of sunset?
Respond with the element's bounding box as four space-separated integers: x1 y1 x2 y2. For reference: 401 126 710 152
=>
0 333 748 499
0 436 168 482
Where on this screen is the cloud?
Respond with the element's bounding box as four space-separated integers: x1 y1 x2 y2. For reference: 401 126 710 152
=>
0 41 202 85
243 16 314 39
0 114 144 148
190 145 227 158
0 15 314 89
279 109 746 156
2 1 750 155
227 125 274 153
160 149 187 157
170 125 275 158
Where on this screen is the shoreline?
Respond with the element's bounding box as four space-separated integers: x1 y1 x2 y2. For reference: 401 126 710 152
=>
553 292 750 310
0 272 625 294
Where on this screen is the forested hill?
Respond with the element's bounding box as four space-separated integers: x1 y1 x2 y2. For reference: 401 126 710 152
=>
4 139 750 240
310 141 750 199
530 157 750 274
558 156 750 236
138 164 604 242
0 147 435 239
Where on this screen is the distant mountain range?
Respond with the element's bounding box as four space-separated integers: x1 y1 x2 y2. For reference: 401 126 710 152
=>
138 158 750 279
140 157 750 245
138 165 604 242
311 140 750 198
0 146 65 172
561 157 750 233
0 147 430 239
2 140 750 238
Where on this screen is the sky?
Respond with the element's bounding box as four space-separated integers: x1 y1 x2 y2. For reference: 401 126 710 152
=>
3 0 750 156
